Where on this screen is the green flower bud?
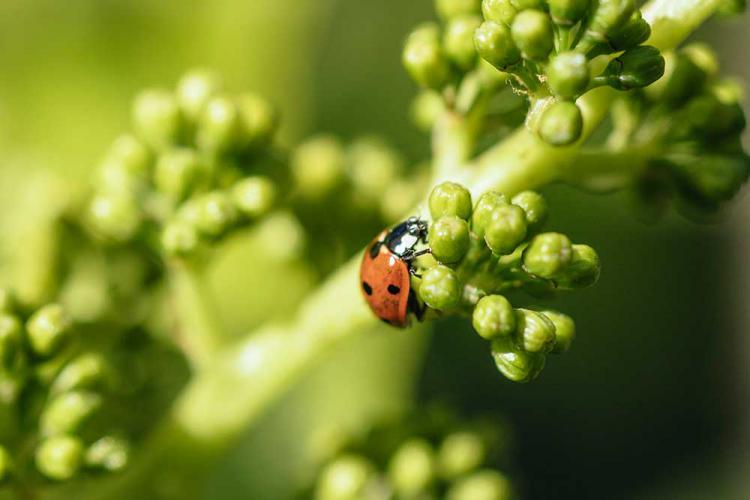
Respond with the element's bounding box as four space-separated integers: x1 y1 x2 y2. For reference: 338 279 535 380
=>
556 243 600 288
381 178 425 223
0 289 14 314
471 191 508 238
510 0 545 9
430 182 473 220
431 216 471 264
541 310 575 353
231 177 276 219
474 21 521 70
579 0 637 52
651 46 717 106
388 439 436 497
537 101 583 146
490 337 546 382
105 134 152 179
191 191 238 237
237 93 278 149
315 455 375 500
132 89 182 150
403 24 452 89
85 436 129 472
719 0 747 15
35 435 84 481
445 15 483 71
41 390 102 436
0 446 11 482
599 46 666 91
51 353 109 395
438 432 486 479
514 308 556 353
447 469 513 500
411 90 446 131
198 95 241 153
437 0 482 19
420 265 462 311
547 52 590 99
0 314 22 369
681 95 746 141
291 136 346 198
484 204 527 255
511 190 547 230
482 0 517 25
154 148 202 200
522 232 573 278
97 159 144 197
510 10 554 62
349 138 404 199
548 0 590 26
672 154 750 205
176 69 224 122
161 220 200 257
26 304 72 357
87 192 143 242
683 43 720 79
472 295 516 339
608 11 651 51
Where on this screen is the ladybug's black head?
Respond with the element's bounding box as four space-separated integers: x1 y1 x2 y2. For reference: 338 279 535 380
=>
405 216 428 240
385 216 429 257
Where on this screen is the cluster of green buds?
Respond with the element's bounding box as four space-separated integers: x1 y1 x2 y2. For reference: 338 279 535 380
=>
0 291 129 484
607 43 750 220
305 410 513 500
403 0 668 147
81 68 421 274
403 0 530 142
476 0 665 145
290 135 427 271
414 182 598 382
82 69 279 259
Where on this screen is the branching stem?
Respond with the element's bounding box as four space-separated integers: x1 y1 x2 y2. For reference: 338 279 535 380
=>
98 0 726 496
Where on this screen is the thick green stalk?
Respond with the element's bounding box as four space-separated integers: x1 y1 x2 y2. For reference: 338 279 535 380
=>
433 111 476 178
643 0 725 50
97 0 724 496
167 262 225 369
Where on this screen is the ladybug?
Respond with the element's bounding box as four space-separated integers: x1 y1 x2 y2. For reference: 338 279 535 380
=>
360 216 431 327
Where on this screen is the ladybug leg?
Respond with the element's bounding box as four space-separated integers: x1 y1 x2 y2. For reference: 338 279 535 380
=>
407 289 427 322
403 248 432 263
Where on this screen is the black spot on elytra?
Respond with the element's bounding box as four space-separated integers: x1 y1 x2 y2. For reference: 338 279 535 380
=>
362 282 373 295
387 284 401 295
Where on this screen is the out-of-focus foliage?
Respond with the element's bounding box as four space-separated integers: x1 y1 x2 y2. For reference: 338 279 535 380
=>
0 0 747 500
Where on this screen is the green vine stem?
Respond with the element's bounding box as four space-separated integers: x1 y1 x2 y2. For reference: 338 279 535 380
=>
167 262 226 369
93 1 726 496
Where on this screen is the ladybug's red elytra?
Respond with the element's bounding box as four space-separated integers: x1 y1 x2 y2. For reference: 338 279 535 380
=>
360 217 430 327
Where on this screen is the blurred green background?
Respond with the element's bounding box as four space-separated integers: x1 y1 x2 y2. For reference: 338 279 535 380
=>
0 1 749 499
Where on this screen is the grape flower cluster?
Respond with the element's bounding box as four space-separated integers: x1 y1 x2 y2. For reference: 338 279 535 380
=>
409 182 597 382
304 410 513 500
611 43 750 220
0 292 132 483
404 0 667 146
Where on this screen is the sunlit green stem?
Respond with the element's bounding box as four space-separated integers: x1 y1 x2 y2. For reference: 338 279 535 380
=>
167 262 225 368
101 0 724 495
432 111 476 178
560 149 650 192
